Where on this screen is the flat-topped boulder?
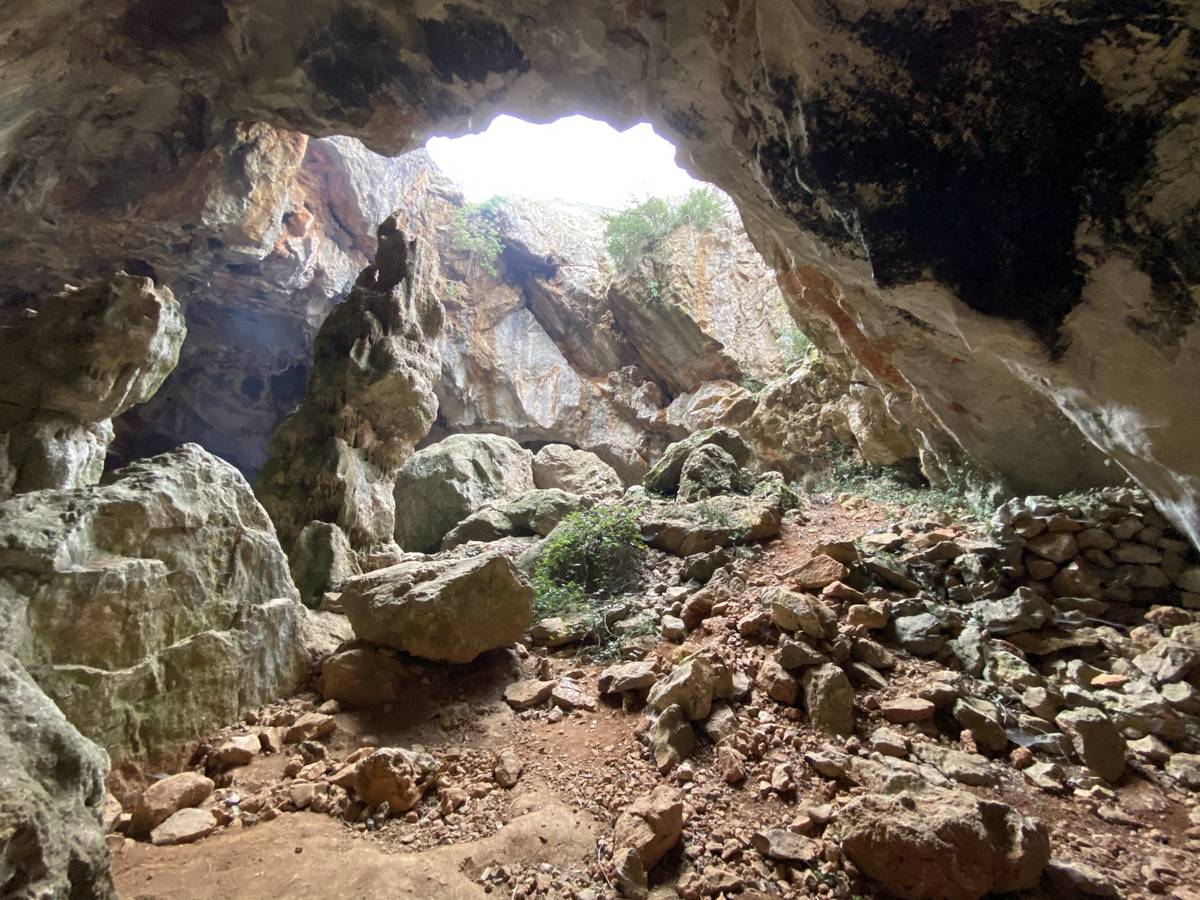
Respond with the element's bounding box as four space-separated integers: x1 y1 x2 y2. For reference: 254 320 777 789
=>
340 551 533 663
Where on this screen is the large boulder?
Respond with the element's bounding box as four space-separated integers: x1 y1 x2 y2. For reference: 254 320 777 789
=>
340 552 533 663
644 427 751 496
393 434 535 552
441 488 590 549
532 444 624 499
638 495 782 556
677 444 741 502
835 789 1050 900
0 651 114 900
0 444 306 763
0 273 185 499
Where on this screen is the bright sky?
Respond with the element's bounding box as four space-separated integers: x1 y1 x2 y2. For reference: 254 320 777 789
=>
425 114 704 209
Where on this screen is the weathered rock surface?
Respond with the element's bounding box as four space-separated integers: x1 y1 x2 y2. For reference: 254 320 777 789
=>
427 196 799 484
256 217 444 552
532 444 624 500
0 444 305 762
115 142 454 479
613 785 684 871
130 773 215 839
289 520 362 607
836 789 1051 900
644 428 751 496
352 747 439 812
2 0 1197 542
340 552 533 663
393 434 534 553
0 651 114 900
0 273 184 499
639 495 783 557
441 488 588 550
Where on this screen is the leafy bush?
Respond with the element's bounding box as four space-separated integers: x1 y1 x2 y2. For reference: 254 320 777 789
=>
450 197 505 275
532 504 647 621
779 327 813 367
603 187 726 272
675 186 725 230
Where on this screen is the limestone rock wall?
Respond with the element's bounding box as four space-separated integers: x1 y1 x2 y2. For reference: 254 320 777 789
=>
0 0 1195 542
255 216 445 552
112 142 455 477
0 444 306 766
0 273 185 499
0 651 114 900
429 194 810 482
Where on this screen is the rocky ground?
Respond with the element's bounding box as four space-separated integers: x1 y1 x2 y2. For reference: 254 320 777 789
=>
105 483 1200 900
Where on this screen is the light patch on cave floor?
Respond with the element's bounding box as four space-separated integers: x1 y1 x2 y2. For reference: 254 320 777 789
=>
426 114 705 208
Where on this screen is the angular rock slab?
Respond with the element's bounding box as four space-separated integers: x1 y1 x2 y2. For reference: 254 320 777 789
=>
0 444 306 763
0 651 114 900
639 494 782 556
836 788 1050 900
393 433 534 552
340 552 533 663
532 444 624 500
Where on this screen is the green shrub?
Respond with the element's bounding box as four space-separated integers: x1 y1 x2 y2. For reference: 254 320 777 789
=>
450 197 505 276
779 327 813 367
676 186 725 230
603 187 726 272
532 504 647 621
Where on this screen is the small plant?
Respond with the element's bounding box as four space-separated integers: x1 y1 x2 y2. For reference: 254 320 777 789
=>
695 498 736 529
811 451 995 526
779 327 813 368
450 196 506 276
532 504 647 621
675 186 725 231
603 187 726 272
739 376 767 395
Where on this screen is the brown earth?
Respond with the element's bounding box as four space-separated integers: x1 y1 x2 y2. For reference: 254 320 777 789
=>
111 497 1200 899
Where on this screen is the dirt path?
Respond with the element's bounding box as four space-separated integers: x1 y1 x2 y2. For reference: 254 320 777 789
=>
110 498 1200 899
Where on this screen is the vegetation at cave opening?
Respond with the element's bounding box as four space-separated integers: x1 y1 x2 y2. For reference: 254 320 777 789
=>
811 447 995 525
779 327 814 368
450 196 506 276
603 187 726 272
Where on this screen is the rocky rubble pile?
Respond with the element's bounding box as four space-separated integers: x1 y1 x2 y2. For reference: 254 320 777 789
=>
993 488 1200 609
501 482 1200 896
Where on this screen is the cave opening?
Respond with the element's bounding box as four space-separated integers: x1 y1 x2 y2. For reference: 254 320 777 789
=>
4 6 1200 896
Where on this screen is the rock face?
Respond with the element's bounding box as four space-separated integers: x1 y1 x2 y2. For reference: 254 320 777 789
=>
4 1 1192 542
836 789 1051 900
441 488 589 550
339 552 534 663
532 444 623 500
289 520 363 608
426 194 805 484
0 444 306 763
112 142 455 479
255 217 444 553
0 273 184 499
0 652 114 900
393 433 535 552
